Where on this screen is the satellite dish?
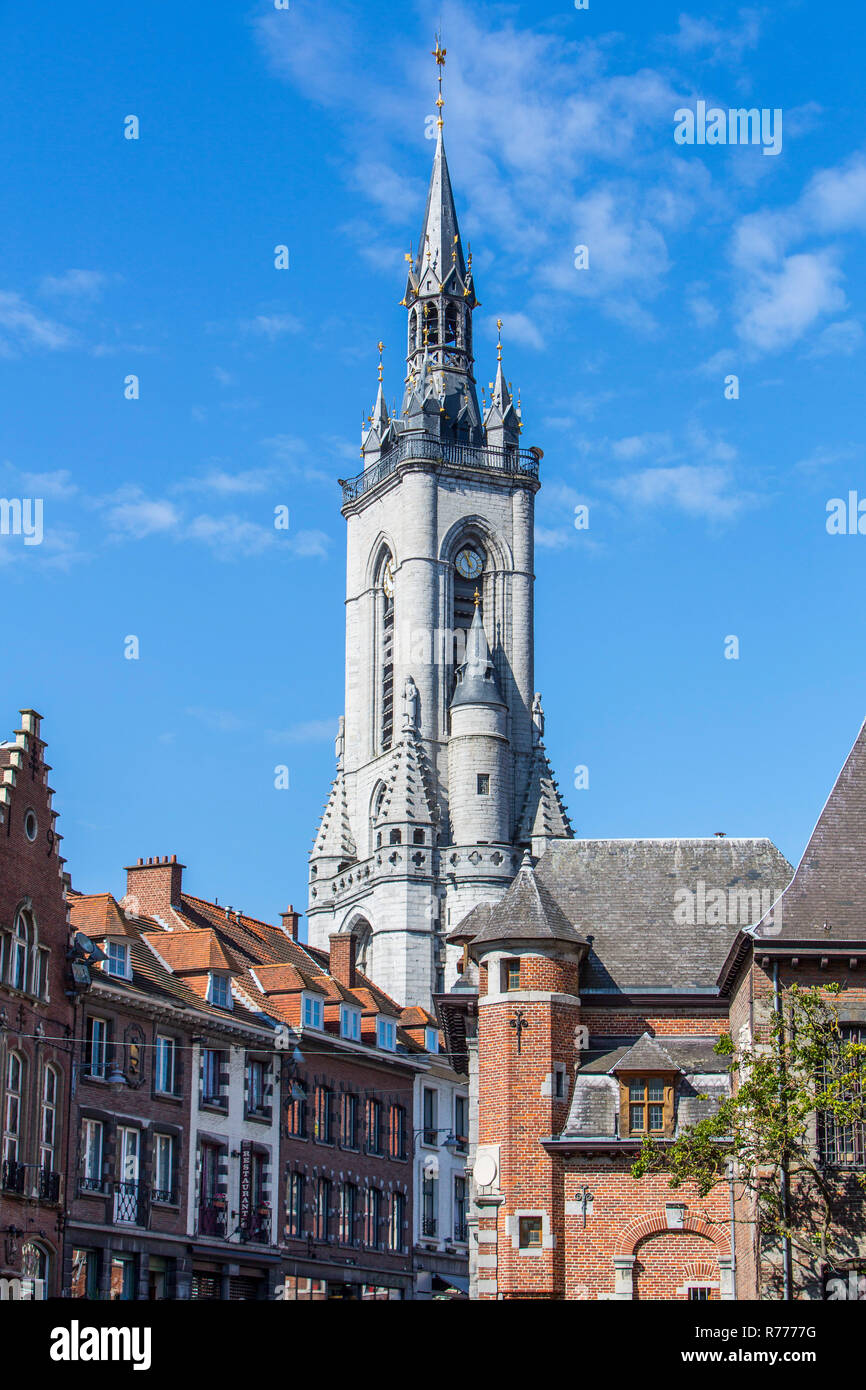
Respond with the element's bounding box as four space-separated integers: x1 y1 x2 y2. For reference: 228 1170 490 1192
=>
473 1151 497 1187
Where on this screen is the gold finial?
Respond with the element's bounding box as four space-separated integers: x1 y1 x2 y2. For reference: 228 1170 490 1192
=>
377 340 384 382
496 317 503 362
432 33 446 129
422 302 430 345
473 587 481 608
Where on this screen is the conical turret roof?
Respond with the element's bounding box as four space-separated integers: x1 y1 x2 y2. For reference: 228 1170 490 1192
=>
450 604 506 709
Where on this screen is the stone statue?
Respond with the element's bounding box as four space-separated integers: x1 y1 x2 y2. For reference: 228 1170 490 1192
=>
531 692 544 745
402 675 420 730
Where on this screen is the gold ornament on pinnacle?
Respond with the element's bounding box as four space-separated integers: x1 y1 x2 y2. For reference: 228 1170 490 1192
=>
432 34 446 128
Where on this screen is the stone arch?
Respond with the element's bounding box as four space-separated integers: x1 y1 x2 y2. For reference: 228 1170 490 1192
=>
341 911 374 977
364 533 398 592
439 515 513 575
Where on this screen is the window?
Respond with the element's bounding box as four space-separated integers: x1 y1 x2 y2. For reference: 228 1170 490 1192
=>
366 1098 382 1154
519 1216 543 1249
454 1096 468 1153
819 1025 866 1168
155 1036 176 1095
339 1183 357 1244
114 1126 141 1225
340 1005 361 1041
3 1052 23 1164
85 1017 109 1079
413 829 425 845
11 911 30 992
24 808 38 841
314 1086 334 1144
454 1176 468 1241
71 1248 100 1300
287 1082 307 1137
377 1017 396 1051
688 1286 712 1300
40 1066 58 1172
379 550 395 751
105 941 129 978
247 1058 267 1115
201 1048 224 1106
422 1087 438 1145
303 994 323 1029
35 948 49 999
208 973 231 1009
82 1119 104 1191
628 1077 666 1134
421 1174 438 1237
476 773 490 795
389 1192 405 1252
0 931 8 984
342 1092 359 1148
389 1104 407 1160
502 959 520 992
315 1178 331 1240
287 1173 305 1238
153 1134 175 1203
425 1027 439 1054
364 1187 382 1247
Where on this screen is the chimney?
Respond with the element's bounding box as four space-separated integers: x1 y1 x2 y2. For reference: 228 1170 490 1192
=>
279 905 301 942
329 932 357 988
124 854 185 915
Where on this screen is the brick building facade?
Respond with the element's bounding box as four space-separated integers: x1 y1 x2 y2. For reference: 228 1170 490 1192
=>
0 710 75 1298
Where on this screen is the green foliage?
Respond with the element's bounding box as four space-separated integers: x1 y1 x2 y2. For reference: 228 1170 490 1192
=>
630 985 866 1278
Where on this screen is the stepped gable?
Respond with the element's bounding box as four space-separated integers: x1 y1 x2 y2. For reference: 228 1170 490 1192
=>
751 716 866 944
516 743 573 843
312 770 357 862
533 836 793 994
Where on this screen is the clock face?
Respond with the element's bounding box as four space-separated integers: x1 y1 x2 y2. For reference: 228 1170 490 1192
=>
382 559 395 598
455 547 484 580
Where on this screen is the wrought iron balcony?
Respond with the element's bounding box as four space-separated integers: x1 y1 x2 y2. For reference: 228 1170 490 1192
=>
454 1222 469 1243
240 1211 271 1244
340 432 540 505
113 1179 148 1226
38 1167 61 1203
1 1158 26 1194
79 1174 106 1195
197 1199 227 1238
421 1216 438 1237
151 1186 177 1206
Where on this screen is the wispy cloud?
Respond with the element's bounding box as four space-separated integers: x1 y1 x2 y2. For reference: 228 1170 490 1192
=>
39 269 111 301
240 313 302 339
0 291 74 355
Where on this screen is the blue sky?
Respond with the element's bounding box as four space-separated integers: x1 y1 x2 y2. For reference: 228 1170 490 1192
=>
2 0 864 930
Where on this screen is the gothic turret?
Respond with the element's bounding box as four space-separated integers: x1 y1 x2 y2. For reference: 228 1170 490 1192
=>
484 322 521 450
448 601 512 847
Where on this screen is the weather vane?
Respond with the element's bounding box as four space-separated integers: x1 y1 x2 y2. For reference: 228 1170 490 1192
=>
432 33 446 129
496 317 503 362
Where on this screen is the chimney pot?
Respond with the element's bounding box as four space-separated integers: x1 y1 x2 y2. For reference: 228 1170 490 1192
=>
279 906 301 941
329 932 357 988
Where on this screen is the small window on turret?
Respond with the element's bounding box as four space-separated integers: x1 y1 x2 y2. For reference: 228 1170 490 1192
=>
502 959 520 992
477 774 490 795
389 830 402 846
413 829 425 845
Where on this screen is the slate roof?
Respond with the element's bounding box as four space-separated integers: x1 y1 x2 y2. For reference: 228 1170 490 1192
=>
610 1032 680 1073
750 716 866 944
532 837 792 993
469 856 587 949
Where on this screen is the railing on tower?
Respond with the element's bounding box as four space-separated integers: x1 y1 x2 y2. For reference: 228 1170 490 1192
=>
340 432 540 505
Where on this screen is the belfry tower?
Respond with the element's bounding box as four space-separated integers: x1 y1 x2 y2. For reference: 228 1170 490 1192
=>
307 42 572 1006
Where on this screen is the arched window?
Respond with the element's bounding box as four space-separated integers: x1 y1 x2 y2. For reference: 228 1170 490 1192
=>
12 910 31 992
423 301 439 346
375 551 395 752
41 1066 59 1174
21 1241 48 1289
408 307 418 353
353 920 373 977
3 1052 23 1164
451 539 486 677
444 305 458 346
370 781 387 852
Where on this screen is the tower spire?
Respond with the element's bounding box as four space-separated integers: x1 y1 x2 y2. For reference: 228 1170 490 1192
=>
432 32 446 132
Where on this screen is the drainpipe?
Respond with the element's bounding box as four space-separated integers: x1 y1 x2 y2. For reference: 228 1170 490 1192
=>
773 961 792 1301
727 1159 738 1300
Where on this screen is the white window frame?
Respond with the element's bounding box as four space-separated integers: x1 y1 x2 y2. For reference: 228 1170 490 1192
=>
208 973 232 1009
87 1017 109 1078
40 1065 58 1171
340 1005 361 1041
3 1052 23 1163
303 993 324 1030
82 1118 104 1188
153 1133 175 1201
155 1035 176 1095
377 1017 396 1051
105 940 130 979
425 1027 439 1054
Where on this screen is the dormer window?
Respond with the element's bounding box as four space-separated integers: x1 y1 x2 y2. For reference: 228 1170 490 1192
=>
377 1018 396 1052
105 941 130 979
303 994 324 1030
208 973 232 1010
340 1005 361 1041
425 1027 439 1054
621 1076 673 1136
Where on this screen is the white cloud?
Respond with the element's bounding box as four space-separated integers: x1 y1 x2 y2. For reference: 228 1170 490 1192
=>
609 463 747 521
806 319 863 358
40 269 110 300
668 8 763 62
240 313 302 339
735 251 846 354
106 497 181 539
0 292 73 355
268 718 340 744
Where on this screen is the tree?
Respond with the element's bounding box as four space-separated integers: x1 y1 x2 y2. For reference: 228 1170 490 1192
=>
631 985 866 1297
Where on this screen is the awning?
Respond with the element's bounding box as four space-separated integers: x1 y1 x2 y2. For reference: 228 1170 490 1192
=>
432 1273 470 1293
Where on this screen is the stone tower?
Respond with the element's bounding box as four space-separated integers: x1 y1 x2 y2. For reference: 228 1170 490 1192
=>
306 77 572 1007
